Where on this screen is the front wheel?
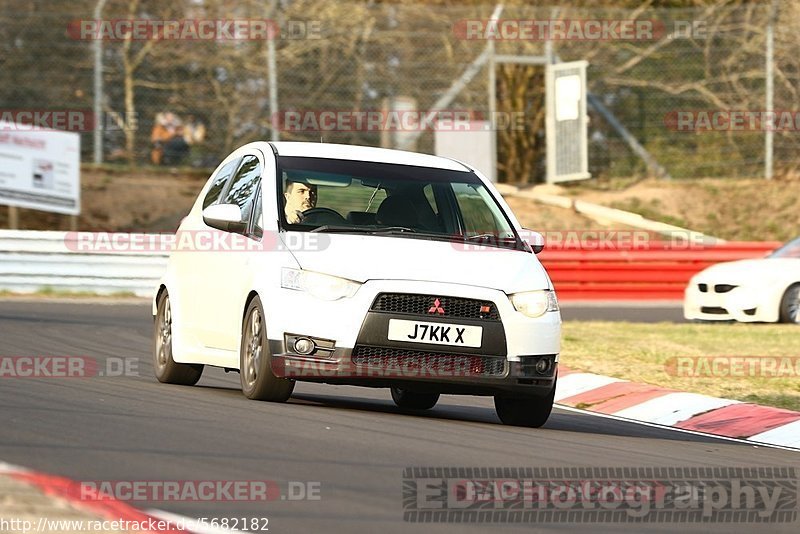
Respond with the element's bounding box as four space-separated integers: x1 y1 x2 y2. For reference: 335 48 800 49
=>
240 296 294 402
494 378 556 428
390 387 439 410
779 284 800 324
153 291 204 385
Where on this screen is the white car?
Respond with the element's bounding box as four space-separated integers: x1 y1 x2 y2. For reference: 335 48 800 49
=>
152 142 561 427
684 237 800 323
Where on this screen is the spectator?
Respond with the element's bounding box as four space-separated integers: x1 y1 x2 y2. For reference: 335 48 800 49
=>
150 112 172 165
161 112 189 165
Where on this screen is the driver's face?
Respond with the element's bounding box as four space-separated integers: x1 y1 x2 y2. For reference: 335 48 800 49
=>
284 182 318 218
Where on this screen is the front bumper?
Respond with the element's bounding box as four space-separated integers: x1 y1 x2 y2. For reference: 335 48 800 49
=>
267 279 560 397
269 345 557 397
683 283 776 322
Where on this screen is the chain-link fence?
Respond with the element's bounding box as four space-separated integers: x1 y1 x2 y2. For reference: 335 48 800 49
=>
1 0 796 181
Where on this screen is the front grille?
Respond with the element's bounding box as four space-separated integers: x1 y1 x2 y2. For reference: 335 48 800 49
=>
351 345 506 377
371 293 500 321
701 306 728 315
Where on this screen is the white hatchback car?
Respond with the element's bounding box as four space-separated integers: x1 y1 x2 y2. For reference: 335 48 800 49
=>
684 237 800 323
153 142 561 427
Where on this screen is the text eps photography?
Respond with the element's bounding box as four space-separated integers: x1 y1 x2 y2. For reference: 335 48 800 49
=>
403 467 797 523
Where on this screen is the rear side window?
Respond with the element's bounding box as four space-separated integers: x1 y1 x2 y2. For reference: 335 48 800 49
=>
202 159 238 209
222 155 262 220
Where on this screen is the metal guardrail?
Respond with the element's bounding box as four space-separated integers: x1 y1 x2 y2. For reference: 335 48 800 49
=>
539 241 782 300
0 230 167 297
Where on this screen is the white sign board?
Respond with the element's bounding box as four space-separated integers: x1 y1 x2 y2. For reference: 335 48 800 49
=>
554 74 582 122
0 122 80 215
545 60 590 183
434 121 495 182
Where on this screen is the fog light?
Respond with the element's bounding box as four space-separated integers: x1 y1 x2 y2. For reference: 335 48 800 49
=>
293 337 316 355
534 358 551 374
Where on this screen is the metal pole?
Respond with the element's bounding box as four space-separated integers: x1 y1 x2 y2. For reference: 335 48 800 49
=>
93 0 108 164
267 38 279 142
267 0 280 142
487 35 497 182
765 0 777 180
8 206 18 230
544 9 554 183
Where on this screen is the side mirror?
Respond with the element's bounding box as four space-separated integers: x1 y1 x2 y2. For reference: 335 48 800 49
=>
203 203 246 233
521 229 545 254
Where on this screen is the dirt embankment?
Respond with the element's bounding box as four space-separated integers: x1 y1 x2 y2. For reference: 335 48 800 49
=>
0 166 207 232
561 177 800 241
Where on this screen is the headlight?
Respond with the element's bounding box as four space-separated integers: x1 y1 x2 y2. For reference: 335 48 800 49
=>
281 268 361 301
510 290 559 318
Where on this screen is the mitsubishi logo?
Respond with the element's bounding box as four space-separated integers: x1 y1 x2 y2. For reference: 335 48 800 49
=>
428 298 445 315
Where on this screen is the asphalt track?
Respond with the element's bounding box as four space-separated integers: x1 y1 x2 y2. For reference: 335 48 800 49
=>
0 300 796 533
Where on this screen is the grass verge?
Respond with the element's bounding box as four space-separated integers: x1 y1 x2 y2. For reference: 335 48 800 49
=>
0 287 140 299
561 321 800 411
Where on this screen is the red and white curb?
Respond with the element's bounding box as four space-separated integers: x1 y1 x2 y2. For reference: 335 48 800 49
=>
0 462 247 533
555 366 800 449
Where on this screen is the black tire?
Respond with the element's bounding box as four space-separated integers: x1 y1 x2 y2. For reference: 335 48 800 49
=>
494 377 557 428
779 284 800 324
153 291 204 386
240 296 294 402
390 387 439 410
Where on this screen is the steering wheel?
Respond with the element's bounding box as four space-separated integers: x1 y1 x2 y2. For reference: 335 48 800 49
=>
301 207 347 226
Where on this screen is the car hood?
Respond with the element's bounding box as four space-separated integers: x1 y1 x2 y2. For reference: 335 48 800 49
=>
694 258 800 284
284 232 551 294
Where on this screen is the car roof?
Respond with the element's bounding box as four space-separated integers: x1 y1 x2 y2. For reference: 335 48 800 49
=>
268 141 471 172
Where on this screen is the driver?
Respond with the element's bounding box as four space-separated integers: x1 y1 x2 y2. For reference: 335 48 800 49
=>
283 179 318 224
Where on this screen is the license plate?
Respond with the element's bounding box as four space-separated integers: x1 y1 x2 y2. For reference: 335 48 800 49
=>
387 319 482 348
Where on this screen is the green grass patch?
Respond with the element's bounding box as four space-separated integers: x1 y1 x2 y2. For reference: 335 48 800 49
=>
561 321 800 411
0 287 139 299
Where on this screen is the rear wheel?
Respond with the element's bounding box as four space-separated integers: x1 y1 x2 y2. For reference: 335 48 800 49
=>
153 291 203 385
494 377 556 428
779 284 800 324
390 387 439 410
240 296 294 402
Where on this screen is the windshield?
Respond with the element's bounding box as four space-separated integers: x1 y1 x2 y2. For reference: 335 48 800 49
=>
277 156 522 249
769 237 800 258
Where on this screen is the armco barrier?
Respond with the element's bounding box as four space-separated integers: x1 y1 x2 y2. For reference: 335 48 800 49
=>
0 230 783 301
538 241 782 301
0 230 168 297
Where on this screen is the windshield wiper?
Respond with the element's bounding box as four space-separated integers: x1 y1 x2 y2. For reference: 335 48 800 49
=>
465 233 516 241
369 226 417 234
309 225 372 233
310 225 417 234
